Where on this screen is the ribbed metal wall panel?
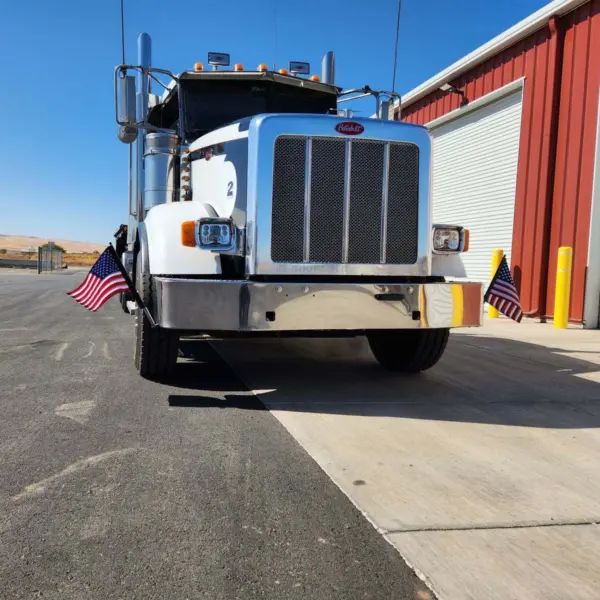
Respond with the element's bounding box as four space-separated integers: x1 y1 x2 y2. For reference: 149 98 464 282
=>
429 90 523 290
547 1 600 321
400 0 600 323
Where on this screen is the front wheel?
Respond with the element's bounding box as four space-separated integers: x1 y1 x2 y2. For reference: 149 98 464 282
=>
133 258 179 381
367 328 449 374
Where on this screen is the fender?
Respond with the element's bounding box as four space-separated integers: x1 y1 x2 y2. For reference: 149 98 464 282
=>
431 253 468 278
140 203 222 276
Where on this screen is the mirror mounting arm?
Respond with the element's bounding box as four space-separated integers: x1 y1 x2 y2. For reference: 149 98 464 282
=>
114 65 179 134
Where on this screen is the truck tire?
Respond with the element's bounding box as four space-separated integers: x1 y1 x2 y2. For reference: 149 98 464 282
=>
367 328 449 374
133 260 179 380
120 292 129 314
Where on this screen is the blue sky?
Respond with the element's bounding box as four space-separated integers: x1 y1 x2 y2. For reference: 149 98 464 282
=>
0 0 547 244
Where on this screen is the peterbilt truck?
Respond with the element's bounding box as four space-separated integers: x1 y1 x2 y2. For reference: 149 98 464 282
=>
114 33 483 381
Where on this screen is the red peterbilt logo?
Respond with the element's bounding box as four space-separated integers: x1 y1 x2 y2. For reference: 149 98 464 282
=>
335 122 364 135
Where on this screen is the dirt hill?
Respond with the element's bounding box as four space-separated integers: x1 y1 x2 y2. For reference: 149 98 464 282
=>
0 234 106 254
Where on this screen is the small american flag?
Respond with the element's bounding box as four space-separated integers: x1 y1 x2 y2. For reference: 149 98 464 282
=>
67 246 131 312
484 255 523 322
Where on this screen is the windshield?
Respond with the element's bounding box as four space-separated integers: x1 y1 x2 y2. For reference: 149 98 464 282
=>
179 78 337 142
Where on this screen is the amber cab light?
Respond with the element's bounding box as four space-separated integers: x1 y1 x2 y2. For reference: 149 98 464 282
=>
257 63 268 72
278 68 289 75
194 62 204 72
233 63 244 71
309 74 320 82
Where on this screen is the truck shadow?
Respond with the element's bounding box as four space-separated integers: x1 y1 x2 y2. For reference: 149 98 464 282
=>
167 335 600 429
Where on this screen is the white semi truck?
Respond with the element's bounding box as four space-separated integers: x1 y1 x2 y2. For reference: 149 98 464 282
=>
114 33 483 381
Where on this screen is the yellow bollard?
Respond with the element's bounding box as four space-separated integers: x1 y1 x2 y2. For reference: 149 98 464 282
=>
488 249 504 318
554 246 573 329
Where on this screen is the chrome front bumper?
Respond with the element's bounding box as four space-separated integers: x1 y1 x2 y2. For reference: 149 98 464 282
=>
154 278 483 331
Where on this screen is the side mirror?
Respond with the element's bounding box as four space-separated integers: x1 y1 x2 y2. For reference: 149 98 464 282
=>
116 73 138 144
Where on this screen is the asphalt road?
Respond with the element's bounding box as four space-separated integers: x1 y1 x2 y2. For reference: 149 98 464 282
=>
0 271 430 600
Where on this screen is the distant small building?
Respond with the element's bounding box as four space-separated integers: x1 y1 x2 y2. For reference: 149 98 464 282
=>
391 0 600 327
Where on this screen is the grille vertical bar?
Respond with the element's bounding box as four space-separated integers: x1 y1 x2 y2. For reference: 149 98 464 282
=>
342 140 352 263
303 138 312 262
308 138 345 263
380 142 390 263
271 137 306 262
348 140 385 264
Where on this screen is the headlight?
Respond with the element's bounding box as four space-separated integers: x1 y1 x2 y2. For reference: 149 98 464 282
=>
195 218 236 251
432 225 468 253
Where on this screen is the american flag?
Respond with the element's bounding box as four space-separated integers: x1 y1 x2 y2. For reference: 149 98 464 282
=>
484 255 523 322
67 246 131 312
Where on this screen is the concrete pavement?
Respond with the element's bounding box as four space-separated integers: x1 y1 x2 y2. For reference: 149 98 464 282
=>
216 319 600 600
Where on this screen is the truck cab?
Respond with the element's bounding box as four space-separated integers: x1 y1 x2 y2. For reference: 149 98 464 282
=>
115 33 483 381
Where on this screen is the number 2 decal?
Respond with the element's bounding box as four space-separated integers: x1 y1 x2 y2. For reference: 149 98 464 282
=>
227 181 234 197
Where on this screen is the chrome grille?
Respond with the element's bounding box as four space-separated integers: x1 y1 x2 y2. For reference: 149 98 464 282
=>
271 136 419 264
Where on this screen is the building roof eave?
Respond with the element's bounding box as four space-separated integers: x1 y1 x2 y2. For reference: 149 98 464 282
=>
396 0 587 111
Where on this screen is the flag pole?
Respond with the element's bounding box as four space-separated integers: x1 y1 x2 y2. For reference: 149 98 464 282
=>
108 244 158 328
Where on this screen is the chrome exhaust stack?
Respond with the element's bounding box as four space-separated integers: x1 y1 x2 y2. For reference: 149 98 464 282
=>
136 32 152 221
321 51 335 85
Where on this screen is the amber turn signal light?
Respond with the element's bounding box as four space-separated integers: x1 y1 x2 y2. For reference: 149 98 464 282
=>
462 229 470 252
181 221 196 247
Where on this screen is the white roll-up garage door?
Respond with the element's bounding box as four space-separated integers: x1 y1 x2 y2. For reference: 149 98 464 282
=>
429 88 523 291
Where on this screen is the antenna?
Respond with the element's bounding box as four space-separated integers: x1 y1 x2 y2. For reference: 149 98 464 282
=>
391 0 402 92
120 0 126 64
273 1 278 71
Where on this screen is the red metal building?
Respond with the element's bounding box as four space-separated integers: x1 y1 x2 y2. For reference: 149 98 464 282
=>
395 0 600 326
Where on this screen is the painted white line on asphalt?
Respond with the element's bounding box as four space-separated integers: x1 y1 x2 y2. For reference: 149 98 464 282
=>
55 342 69 361
85 341 96 358
11 448 140 501
103 341 111 360
55 400 95 424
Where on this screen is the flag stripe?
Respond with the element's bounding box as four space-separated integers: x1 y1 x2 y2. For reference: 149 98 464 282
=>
495 280 521 302
490 288 519 305
88 278 130 311
68 273 95 298
72 275 101 302
89 285 129 312
76 275 104 305
84 273 127 310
